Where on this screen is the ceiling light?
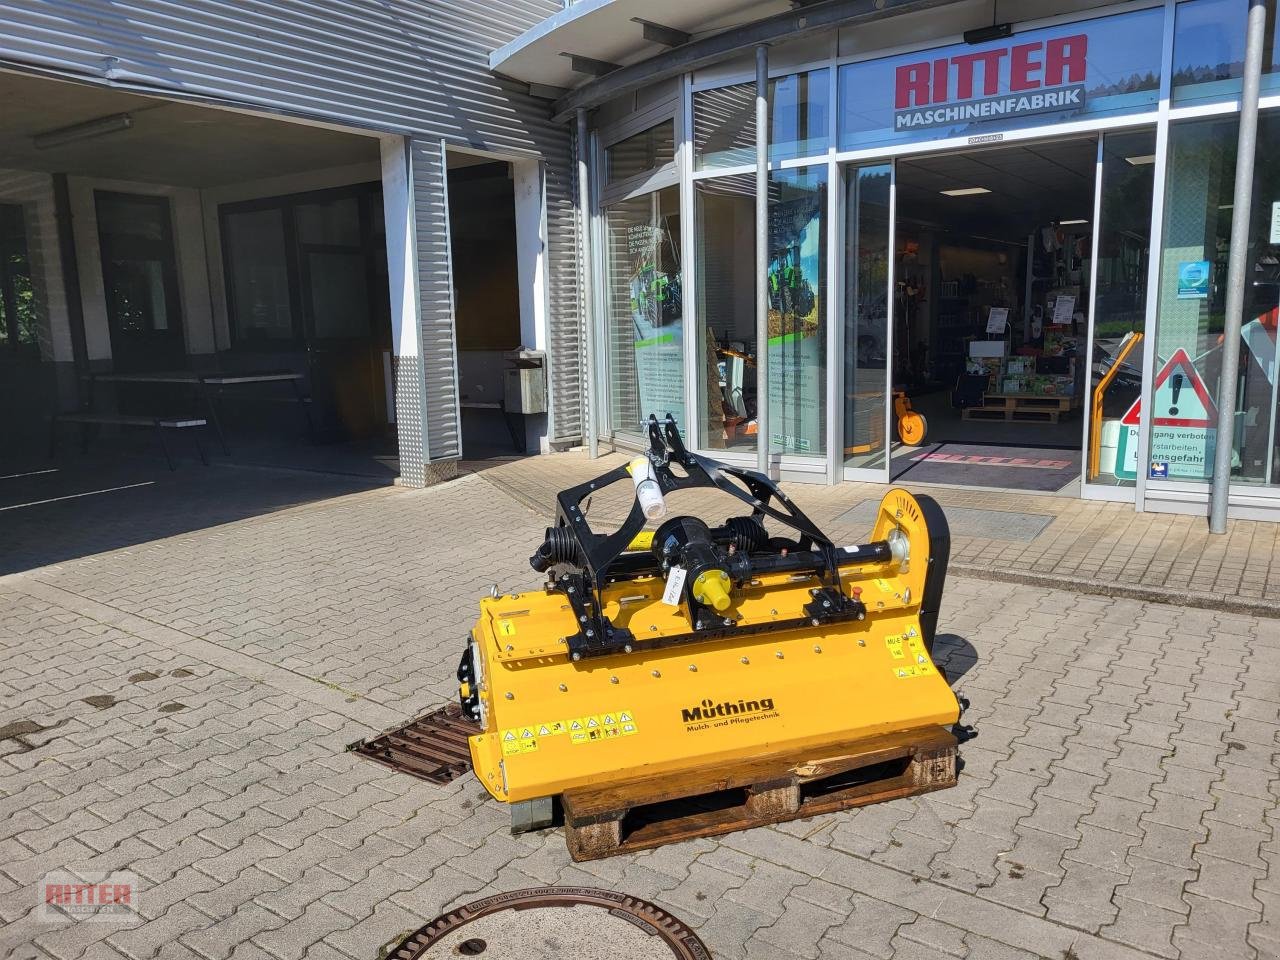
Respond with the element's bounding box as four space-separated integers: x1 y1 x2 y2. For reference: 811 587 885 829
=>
33 113 134 149
1125 154 1156 166
1060 219 1088 225
940 187 991 197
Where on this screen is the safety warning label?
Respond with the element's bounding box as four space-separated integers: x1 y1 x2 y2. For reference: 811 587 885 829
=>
501 709 637 754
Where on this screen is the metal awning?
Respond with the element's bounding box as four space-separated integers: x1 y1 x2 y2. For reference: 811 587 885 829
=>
489 0 788 92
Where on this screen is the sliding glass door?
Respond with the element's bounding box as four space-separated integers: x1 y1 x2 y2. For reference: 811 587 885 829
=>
843 163 894 477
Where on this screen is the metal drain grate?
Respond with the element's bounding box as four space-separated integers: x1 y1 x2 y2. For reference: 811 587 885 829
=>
350 702 475 785
387 887 711 960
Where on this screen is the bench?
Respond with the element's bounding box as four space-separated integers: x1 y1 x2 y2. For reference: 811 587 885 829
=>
50 412 209 470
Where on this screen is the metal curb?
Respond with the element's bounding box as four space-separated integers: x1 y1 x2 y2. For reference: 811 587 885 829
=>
951 563 1280 620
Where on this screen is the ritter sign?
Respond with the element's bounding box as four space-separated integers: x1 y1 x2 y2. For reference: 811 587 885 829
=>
837 6 1163 150
894 34 1088 131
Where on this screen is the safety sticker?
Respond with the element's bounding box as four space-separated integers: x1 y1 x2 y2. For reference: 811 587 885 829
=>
885 635 906 659
906 635 929 665
503 710 639 750
501 728 539 755
875 578 894 593
497 619 517 637
891 662 935 680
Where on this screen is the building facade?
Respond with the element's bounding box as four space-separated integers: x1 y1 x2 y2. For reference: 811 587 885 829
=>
495 0 1280 522
0 0 587 485
2 0 1277 523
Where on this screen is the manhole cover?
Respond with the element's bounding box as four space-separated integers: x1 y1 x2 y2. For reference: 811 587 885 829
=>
388 887 711 960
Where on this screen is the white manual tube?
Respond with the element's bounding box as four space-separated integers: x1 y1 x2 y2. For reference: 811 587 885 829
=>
628 455 667 521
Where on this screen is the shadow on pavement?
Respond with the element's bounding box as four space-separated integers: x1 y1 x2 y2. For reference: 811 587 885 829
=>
932 632 978 683
0 450 384 576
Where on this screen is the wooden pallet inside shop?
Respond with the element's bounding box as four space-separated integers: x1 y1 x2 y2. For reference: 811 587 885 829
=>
561 725 958 862
962 392 1079 423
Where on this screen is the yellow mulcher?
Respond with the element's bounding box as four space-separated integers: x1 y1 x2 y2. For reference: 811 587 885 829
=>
456 415 965 858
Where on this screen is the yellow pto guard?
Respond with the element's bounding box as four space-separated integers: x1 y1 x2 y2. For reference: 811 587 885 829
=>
456 416 962 839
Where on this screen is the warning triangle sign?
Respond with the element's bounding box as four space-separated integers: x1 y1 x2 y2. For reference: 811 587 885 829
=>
538 725 551 736
503 731 516 741
586 717 599 728
619 712 633 722
602 714 616 725
1120 348 1218 428
570 720 583 731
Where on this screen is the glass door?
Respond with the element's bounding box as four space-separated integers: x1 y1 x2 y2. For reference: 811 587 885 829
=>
843 162 894 479
96 192 185 373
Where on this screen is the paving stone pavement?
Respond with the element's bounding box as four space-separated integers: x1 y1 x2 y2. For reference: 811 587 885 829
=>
1 458 1278 960
474 452 1280 611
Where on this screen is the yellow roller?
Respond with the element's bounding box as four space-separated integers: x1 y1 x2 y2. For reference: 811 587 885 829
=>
456 416 961 817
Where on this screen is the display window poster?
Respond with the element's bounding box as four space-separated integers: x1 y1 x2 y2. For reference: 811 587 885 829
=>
767 196 824 455
1114 347 1218 481
1176 260 1211 300
838 5 1163 151
626 222 686 430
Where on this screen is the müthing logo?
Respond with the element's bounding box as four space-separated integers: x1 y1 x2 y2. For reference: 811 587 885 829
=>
681 696 775 723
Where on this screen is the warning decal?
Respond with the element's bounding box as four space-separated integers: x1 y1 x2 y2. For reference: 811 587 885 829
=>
502 709 638 751
891 662 936 680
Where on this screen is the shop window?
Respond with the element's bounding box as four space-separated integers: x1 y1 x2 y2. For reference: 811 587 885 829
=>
1171 0 1280 105
694 83 756 170
695 175 757 450
0 203 39 356
603 186 684 436
770 69 830 163
1088 129 1156 488
844 164 891 470
768 167 827 457
1149 112 1280 488
838 5 1162 152
694 72 830 170
604 120 675 185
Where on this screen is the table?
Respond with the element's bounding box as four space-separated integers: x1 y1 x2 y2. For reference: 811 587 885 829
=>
85 370 312 454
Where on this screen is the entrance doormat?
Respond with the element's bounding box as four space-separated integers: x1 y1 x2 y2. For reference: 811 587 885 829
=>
890 442 1081 492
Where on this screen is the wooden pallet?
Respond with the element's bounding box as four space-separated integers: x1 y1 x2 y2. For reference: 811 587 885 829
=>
561 726 958 862
963 393 1078 423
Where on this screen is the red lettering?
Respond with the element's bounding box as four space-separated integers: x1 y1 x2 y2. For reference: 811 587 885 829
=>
951 51 983 100
895 62 930 108
1010 42 1041 92
974 49 1008 95
932 58 949 105
1044 34 1087 85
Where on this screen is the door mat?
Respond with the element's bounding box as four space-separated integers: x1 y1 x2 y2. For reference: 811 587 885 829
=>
890 442 1081 492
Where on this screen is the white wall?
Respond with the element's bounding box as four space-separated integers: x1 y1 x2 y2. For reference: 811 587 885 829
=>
66 175 214 362
0 168 70 362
